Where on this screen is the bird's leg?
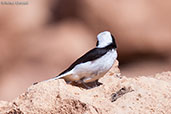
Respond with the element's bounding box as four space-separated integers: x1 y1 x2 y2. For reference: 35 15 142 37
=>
82 81 92 89
91 80 98 87
79 78 92 89
95 80 99 87
92 80 102 87
65 80 72 84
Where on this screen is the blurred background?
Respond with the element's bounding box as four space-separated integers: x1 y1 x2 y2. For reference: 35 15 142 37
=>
0 0 171 100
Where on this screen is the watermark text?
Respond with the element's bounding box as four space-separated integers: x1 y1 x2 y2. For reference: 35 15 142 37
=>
0 1 29 5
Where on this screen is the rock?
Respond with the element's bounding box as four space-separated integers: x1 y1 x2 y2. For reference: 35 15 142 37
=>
0 61 171 114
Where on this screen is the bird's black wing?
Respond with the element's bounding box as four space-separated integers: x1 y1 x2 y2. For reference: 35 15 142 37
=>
58 48 108 76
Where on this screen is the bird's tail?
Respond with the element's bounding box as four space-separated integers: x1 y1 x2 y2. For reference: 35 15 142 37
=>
43 74 66 82
33 72 71 85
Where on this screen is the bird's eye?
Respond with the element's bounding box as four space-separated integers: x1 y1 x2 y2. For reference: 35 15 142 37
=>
111 34 117 48
111 34 114 40
96 41 99 46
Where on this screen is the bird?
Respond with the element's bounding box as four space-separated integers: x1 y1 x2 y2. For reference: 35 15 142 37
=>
37 31 117 88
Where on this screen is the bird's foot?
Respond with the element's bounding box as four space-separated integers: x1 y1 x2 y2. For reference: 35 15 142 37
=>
79 79 102 89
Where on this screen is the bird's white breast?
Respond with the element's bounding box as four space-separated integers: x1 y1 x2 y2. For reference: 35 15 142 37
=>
70 49 117 83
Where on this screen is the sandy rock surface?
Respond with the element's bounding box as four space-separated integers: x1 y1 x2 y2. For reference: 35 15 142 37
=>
0 61 171 114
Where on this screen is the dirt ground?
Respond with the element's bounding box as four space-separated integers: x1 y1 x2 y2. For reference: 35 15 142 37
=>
0 61 170 114
0 0 171 101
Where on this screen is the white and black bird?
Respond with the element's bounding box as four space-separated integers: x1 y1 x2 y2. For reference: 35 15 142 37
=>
38 31 117 88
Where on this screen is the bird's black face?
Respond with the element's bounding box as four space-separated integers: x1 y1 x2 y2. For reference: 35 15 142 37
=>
96 34 117 48
111 34 117 48
96 40 99 46
96 31 117 49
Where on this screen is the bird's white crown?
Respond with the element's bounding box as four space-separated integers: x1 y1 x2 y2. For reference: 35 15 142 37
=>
96 31 113 48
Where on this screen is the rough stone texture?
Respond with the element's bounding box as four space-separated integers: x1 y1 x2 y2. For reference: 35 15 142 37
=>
0 61 171 114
